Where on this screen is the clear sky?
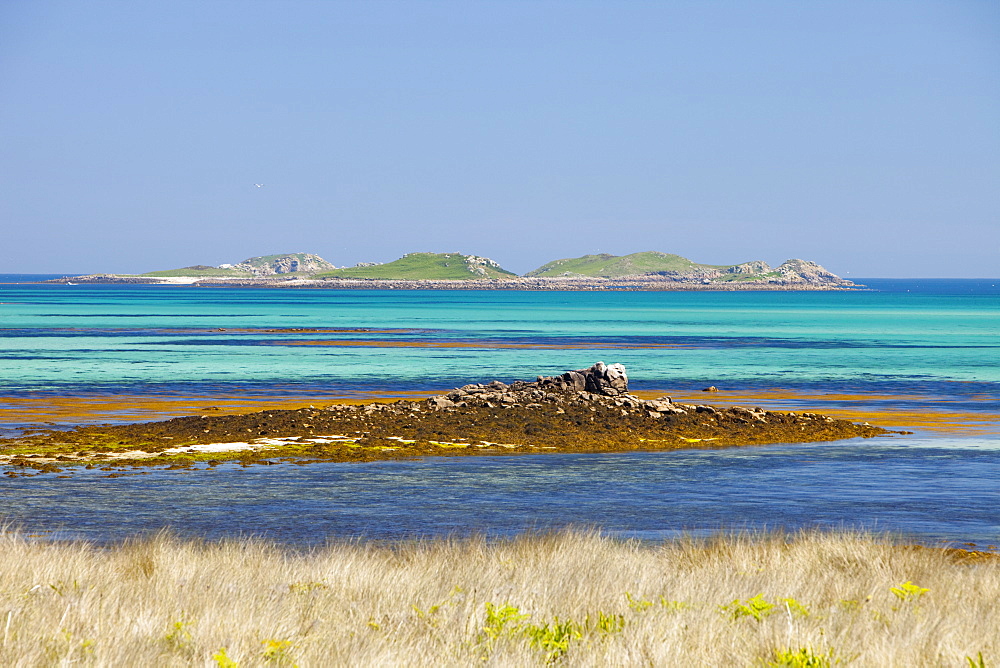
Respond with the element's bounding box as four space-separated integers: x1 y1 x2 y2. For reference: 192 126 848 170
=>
1 0 997 277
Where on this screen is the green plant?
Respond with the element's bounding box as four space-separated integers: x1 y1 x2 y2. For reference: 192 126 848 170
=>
481 602 530 641
966 651 987 668
164 619 193 651
476 603 529 661
721 594 775 621
890 581 929 602
588 611 625 634
478 604 588 662
261 639 293 663
413 586 464 626
781 598 810 618
625 592 653 611
766 646 835 667
213 647 239 667
524 619 582 663
660 598 691 612
288 581 328 594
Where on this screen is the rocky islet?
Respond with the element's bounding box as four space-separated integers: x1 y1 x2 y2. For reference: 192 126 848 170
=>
1 363 894 476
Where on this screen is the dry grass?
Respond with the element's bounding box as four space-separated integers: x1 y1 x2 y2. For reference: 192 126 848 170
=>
0 529 996 667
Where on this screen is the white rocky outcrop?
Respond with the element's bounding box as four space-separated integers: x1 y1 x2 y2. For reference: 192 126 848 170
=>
231 253 336 276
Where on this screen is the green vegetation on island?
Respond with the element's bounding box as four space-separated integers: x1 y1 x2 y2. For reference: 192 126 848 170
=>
142 253 334 278
525 251 726 278
141 265 253 278
525 253 844 285
314 253 518 280
63 250 853 288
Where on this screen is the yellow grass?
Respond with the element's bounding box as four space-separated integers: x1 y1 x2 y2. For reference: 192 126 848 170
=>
0 529 996 666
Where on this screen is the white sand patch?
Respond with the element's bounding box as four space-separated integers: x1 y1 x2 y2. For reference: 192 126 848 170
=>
149 277 202 284
162 442 262 454
150 276 256 285
0 434 538 468
160 434 360 455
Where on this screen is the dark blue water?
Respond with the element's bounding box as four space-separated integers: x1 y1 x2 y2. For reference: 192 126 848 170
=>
0 274 81 283
4 438 998 547
855 278 1000 295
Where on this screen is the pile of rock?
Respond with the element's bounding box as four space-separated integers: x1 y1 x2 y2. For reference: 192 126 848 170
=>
232 253 336 276
426 362 700 417
525 361 629 395
52 274 162 284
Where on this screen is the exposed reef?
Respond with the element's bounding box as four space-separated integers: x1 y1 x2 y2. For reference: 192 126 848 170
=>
0 364 894 476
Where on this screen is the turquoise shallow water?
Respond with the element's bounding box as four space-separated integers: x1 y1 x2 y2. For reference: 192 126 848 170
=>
1 278 998 545
2 279 997 401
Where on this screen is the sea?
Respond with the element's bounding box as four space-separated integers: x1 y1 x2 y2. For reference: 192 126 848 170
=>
0 276 997 547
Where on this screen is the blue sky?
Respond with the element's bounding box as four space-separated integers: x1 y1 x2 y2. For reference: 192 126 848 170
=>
1 0 997 276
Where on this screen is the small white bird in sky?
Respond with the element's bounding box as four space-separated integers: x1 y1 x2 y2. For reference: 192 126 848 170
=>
254 183 264 188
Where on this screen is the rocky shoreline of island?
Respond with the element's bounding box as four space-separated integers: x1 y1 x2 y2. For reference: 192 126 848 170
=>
0 363 897 476
46 274 860 291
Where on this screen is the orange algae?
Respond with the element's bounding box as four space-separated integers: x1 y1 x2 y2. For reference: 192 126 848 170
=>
2 386 994 438
0 391 439 427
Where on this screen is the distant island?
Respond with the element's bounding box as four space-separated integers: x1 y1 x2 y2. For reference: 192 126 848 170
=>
48 251 859 290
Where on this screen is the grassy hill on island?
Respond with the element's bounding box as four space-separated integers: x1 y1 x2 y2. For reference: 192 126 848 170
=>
526 252 731 278
122 250 845 287
525 252 844 285
140 265 254 278
315 253 518 280
142 253 335 278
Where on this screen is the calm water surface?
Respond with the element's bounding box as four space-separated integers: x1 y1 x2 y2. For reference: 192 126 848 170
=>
4 437 999 547
1 279 997 545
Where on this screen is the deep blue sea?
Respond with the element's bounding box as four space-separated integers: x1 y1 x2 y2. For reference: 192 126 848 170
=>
1 277 998 546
